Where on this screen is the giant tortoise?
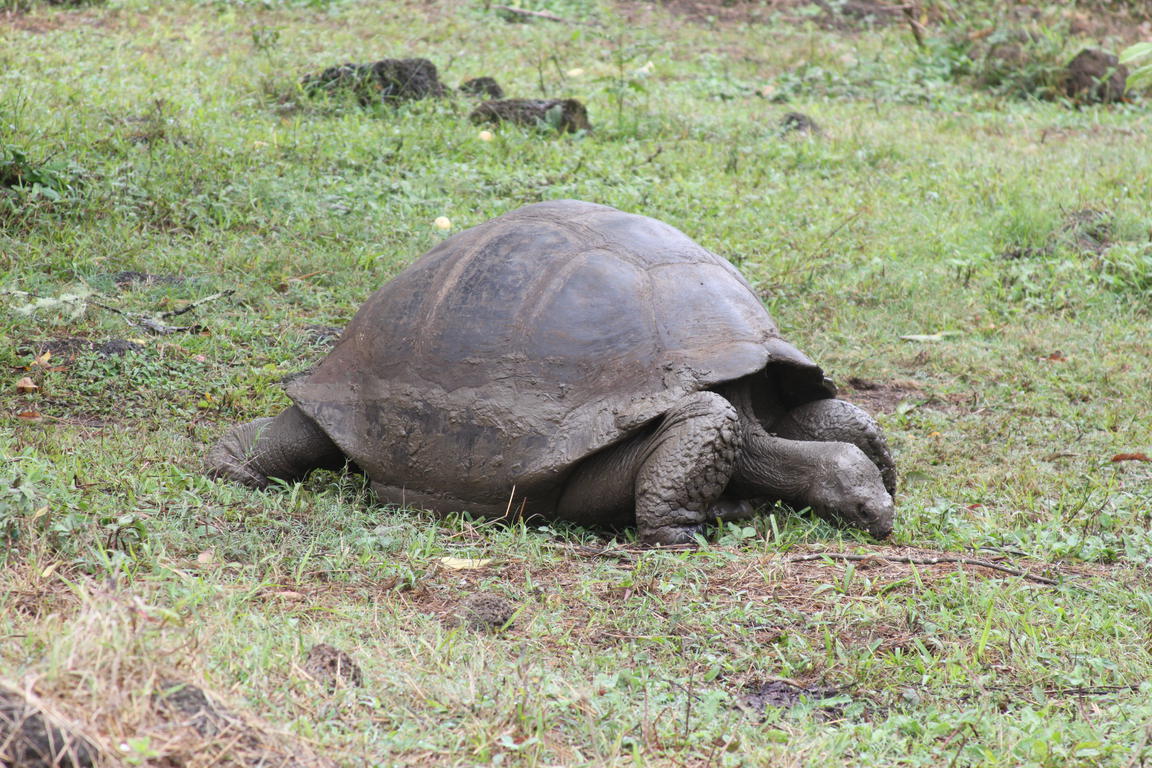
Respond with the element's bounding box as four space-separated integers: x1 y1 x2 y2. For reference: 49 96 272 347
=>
207 200 896 545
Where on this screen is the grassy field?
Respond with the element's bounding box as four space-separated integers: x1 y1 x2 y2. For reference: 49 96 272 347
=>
2 0 1151 765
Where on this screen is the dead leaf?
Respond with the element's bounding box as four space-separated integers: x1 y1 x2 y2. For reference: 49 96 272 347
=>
1111 453 1151 463
266 590 307 601
438 557 493 571
1041 351 1067 362
196 549 215 565
16 410 43 421
900 331 964 342
16 376 39 393
30 350 52 368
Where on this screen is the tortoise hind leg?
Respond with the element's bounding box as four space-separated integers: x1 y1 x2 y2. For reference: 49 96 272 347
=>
205 406 346 489
771 399 897 497
556 392 741 546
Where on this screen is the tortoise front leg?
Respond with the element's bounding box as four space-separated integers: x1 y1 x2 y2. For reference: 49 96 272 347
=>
205 406 346 489
555 392 742 546
771 399 897 497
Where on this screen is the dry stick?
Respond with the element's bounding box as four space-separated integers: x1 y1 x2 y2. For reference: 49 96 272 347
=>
789 552 1062 586
902 5 927 50
492 5 580 24
91 289 236 334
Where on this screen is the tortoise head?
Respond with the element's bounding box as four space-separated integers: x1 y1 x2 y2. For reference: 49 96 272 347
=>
806 444 894 539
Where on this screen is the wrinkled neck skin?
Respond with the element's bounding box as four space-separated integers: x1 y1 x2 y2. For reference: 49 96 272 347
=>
722 383 831 502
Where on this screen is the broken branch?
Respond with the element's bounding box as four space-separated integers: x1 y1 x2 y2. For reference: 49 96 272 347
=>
790 552 1062 586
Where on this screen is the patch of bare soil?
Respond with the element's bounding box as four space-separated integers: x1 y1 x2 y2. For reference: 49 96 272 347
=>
735 679 846 720
18 336 145 361
839 376 924 414
0 689 98 768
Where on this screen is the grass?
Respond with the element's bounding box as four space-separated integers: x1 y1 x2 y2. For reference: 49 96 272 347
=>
2 0 1151 765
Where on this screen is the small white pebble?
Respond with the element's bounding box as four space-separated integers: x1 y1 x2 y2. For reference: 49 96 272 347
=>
434 216 452 230
477 130 494 142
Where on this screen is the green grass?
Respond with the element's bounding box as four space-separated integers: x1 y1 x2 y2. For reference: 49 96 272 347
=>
2 0 1152 766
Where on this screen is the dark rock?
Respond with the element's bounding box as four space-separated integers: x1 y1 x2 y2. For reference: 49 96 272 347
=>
779 111 821 136
469 98 590 133
1065 49 1127 104
302 643 364 690
460 592 516 631
152 680 230 738
0 689 97 768
302 58 446 106
460 77 504 99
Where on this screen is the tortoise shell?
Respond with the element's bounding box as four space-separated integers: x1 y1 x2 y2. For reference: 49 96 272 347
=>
287 200 832 509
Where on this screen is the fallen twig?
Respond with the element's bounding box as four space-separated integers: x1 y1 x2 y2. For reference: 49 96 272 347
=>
91 289 235 334
790 552 1062 586
902 5 927 50
492 4 598 26
493 5 574 23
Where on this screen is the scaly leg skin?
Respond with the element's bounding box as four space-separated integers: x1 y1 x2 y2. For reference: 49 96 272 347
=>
555 392 741 546
771 399 897 497
633 392 741 546
205 405 346 489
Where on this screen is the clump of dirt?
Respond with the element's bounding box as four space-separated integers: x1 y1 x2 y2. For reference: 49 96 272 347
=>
1056 207 1113 254
840 377 924 414
1064 49 1128 104
779 111 821 136
460 77 504 99
152 680 332 767
302 644 363 691
0 689 98 768
470 98 591 133
735 680 846 720
19 337 145 361
301 58 446 106
1001 207 1115 261
459 592 517 631
112 270 185 288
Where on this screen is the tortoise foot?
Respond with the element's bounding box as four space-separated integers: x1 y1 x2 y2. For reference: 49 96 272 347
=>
639 523 704 547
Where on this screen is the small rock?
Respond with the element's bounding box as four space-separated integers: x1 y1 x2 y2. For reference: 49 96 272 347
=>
302 58 446 106
460 77 504 99
1065 49 1127 104
470 98 591 133
303 643 364 690
153 680 228 738
460 592 516 631
779 111 821 136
